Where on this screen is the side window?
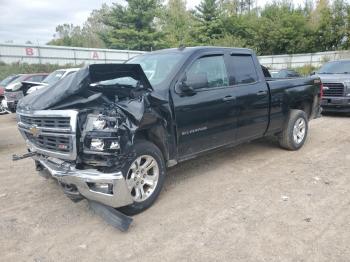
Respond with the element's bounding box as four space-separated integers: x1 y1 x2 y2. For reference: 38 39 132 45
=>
27 75 42 82
230 55 258 85
186 56 228 89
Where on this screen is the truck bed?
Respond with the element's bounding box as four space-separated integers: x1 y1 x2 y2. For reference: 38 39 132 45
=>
265 77 322 135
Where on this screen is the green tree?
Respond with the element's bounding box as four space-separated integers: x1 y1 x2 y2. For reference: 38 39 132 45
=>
331 0 348 49
48 24 84 47
102 0 165 51
48 6 110 48
249 2 315 55
80 4 111 48
310 0 334 51
161 0 195 47
193 0 224 43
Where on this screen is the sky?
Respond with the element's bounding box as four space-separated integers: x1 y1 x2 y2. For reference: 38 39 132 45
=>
0 0 306 45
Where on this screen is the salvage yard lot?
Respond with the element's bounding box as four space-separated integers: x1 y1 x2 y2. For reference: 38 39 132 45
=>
0 113 349 261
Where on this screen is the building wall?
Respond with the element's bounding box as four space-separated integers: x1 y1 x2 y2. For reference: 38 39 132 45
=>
1 43 350 69
259 50 350 69
0 44 145 65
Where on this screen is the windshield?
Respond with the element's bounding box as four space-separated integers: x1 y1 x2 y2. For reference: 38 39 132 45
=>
0 75 20 87
127 53 184 86
318 61 350 74
43 70 65 85
9 75 29 85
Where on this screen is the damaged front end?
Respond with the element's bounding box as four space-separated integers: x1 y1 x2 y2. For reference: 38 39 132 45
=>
14 64 163 212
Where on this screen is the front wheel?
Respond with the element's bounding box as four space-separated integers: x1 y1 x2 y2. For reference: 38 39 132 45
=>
278 109 308 150
118 141 166 216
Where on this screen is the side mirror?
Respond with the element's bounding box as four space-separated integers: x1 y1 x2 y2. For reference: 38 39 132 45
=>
180 72 208 93
310 71 316 76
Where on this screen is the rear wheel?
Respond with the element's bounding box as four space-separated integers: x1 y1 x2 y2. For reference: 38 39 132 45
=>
117 141 166 216
278 110 308 150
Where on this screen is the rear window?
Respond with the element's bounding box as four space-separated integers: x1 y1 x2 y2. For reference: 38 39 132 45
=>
229 55 258 85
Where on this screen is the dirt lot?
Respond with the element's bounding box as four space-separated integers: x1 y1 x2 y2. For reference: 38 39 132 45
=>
0 113 349 262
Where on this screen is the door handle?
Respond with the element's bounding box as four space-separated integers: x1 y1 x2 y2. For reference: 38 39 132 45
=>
222 95 235 101
256 90 267 96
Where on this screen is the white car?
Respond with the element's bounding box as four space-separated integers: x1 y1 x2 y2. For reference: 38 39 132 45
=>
27 68 80 94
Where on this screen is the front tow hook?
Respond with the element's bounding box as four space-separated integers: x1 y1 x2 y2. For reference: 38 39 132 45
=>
12 152 37 161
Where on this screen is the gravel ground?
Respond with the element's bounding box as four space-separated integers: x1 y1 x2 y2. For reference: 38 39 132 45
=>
0 113 349 262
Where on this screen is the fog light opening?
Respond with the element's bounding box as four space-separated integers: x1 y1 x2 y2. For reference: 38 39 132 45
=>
88 182 113 195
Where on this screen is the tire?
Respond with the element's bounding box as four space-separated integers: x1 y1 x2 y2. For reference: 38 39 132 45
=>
117 140 166 216
278 109 308 151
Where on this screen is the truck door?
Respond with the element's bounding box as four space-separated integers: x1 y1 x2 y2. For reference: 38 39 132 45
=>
227 54 269 141
172 54 239 158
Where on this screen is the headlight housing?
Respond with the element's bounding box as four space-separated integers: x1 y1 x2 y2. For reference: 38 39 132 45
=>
10 82 22 91
84 114 122 153
90 138 105 151
93 118 106 130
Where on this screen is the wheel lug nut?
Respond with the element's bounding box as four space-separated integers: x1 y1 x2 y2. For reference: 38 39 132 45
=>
141 180 144 184
134 177 137 181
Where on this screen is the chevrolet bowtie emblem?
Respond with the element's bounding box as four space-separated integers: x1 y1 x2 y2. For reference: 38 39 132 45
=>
29 125 40 137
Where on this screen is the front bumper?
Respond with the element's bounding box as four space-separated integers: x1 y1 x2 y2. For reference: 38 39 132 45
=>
321 97 350 112
35 155 133 208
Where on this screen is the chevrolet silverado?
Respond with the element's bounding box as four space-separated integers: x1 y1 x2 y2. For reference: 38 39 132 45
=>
15 47 322 216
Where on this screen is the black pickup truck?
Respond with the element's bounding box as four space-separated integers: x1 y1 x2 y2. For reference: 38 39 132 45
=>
15 47 322 216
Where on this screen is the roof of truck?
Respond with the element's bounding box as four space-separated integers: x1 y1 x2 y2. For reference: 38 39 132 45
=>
147 46 254 55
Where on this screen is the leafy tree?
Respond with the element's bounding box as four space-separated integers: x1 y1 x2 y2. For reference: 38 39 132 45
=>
48 24 84 47
331 0 348 49
193 0 224 43
46 0 350 55
48 6 109 48
102 0 165 51
310 0 334 51
80 4 111 48
249 2 315 55
161 0 195 47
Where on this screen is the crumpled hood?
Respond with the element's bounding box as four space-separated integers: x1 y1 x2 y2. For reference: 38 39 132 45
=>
17 64 153 112
316 73 350 83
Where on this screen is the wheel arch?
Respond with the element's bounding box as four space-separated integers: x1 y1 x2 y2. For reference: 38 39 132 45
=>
134 126 169 162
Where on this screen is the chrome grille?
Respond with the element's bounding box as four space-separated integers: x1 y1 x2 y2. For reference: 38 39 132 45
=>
323 83 345 97
21 115 70 129
17 110 78 160
26 133 71 152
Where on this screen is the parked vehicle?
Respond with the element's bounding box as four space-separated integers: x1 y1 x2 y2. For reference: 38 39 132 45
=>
0 74 22 114
14 47 322 216
26 68 80 95
270 69 301 78
314 60 350 113
3 73 48 113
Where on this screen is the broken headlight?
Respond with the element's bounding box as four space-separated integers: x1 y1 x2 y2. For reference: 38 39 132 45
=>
90 138 105 151
92 118 106 130
89 138 120 152
83 114 122 153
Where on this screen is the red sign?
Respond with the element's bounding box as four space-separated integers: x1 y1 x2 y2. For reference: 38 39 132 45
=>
25 47 34 56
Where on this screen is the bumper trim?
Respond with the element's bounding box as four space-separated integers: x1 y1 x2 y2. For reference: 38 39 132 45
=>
36 156 133 208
